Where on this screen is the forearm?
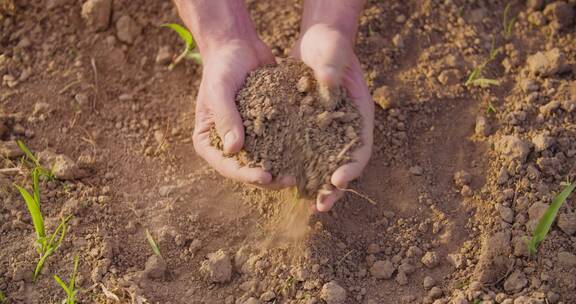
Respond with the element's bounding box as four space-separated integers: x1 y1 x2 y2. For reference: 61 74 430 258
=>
173 0 260 54
300 0 366 42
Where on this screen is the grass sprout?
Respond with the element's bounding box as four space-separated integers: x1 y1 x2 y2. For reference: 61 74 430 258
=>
503 3 517 39
486 100 497 114
145 229 162 257
0 291 6 304
466 45 500 88
53 255 79 304
162 23 201 69
15 141 71 281
526 183 576 255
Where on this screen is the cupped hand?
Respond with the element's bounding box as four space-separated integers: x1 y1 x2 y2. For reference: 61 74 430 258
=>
291 24 374 212
193 39 295 188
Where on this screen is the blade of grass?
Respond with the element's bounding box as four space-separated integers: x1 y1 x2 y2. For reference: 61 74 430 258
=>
145 229 162 257
54 275 72 294
32 168 41 208
162 23 195 51
527 183 576 255
15 184 45 240
16 140 39 166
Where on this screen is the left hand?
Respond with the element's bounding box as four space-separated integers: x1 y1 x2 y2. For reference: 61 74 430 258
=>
291 24 374 212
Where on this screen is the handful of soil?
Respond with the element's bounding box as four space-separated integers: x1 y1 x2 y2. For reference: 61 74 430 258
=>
211 60 361 198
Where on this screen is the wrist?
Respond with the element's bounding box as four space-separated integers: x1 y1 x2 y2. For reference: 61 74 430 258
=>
300 0 366 43
174 0 260 55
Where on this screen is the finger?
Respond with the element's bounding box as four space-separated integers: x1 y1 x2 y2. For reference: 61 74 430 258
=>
299 24 352 88
251 175 296 190
316 188 344 212
193 118 271 184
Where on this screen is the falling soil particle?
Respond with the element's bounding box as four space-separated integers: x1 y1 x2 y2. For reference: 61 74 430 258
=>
211 60 361 197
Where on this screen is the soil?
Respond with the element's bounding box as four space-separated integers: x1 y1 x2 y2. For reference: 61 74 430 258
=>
1 0 576 304
211 60 361 197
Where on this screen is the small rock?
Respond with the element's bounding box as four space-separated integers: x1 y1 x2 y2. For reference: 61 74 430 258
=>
437 69 461 86
395 271 408 285
156 46 172 65
532 133 555 152
454 170 472 187
421 251 440 268
446 253 465 269
409 166 423 176
557 251 576 267
558 212 576 235
392 34 404 48
366 243 381 254
200 249 232 283
527 0 545 10
0 141 24 158
116 15 141 44
260 291 276 302
495 135 532 164
38 150 89 180
398 262 415 274
528 202 549 227
81 0 112 32
474 231 512 284
528 11 547 26
475 115 491 137
373 85 396 110
243 297 260 304
543 1 575 30
143 255 167 279
503 271 527 292
320 281 347 304
497 167 509 185
513 236 530 257
526 48 569 77
428 286 443 299
547 291 560 304
497 205 515 223
520 79 539 93
370 260 395 279
297 76 312 93
423 276 436 290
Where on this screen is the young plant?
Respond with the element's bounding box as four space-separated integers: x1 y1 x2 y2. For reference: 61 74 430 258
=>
16 140 53 179
503 3 516 39
53 255 80 304
162 23 201 69
526 183 576 255
465 42 500 88
0 291 6 304
145 229 162 257
15 141 70 281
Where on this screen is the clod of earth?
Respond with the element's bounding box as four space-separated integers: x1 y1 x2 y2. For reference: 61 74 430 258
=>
211 60 362 197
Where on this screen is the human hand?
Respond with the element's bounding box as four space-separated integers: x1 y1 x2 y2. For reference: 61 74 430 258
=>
292 23 374 212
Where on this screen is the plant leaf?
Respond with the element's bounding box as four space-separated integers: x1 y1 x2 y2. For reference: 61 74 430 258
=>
32 168 41 208
16 140 39 166
145 229 162 257
186 51 202 64
470 78 500 88
527 183 576 255
54 275 71 295
162 23 195 51
70 255 79 292
15 185 45 239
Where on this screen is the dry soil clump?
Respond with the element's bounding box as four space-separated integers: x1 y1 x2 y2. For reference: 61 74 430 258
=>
212 60 362 197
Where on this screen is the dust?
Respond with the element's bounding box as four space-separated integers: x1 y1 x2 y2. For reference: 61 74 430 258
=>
212 60 362 198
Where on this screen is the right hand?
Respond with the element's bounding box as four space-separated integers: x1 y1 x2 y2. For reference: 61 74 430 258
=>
193 39 295 189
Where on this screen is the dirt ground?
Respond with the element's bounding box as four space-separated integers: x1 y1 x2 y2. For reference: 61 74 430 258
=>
1 0 575 304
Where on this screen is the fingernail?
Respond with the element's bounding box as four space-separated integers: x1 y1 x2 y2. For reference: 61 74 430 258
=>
223 131 236 152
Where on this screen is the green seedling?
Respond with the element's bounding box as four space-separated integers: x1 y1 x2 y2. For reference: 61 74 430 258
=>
162 23 201 69
54 255 79 304
526 183 576 255
486 100 497 114
465 42 500 88
15 141 70 281
503 3 516 39
145 229 162 257
0 291 6 304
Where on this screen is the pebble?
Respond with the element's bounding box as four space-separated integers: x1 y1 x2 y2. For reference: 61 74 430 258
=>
200 249 232 283
373 85 396 110
454 170 472 187
297 76 312 93
557 212 576 235
423 276 436 290
543 1 575 30
259 291 275 302
370 260 395 279
81 0 112 32
156 46 172 65
503 271 528 292
497 204 514 223
116 15 141 44
428 286 443 299
520 79 539 93
531 133 555 152
526 48 569 77
395 271 408 285
409 165 423 176
557 251 576 267
437 69 461 86
446 253 465 269
143 255 167 280
0 140 24 158
421 251 440 268
495 135 532 164
320 281 347 304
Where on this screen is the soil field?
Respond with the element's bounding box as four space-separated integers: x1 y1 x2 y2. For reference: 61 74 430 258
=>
1 0 576 304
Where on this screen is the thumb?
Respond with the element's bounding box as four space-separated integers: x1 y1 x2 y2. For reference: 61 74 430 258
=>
202 80 244 154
